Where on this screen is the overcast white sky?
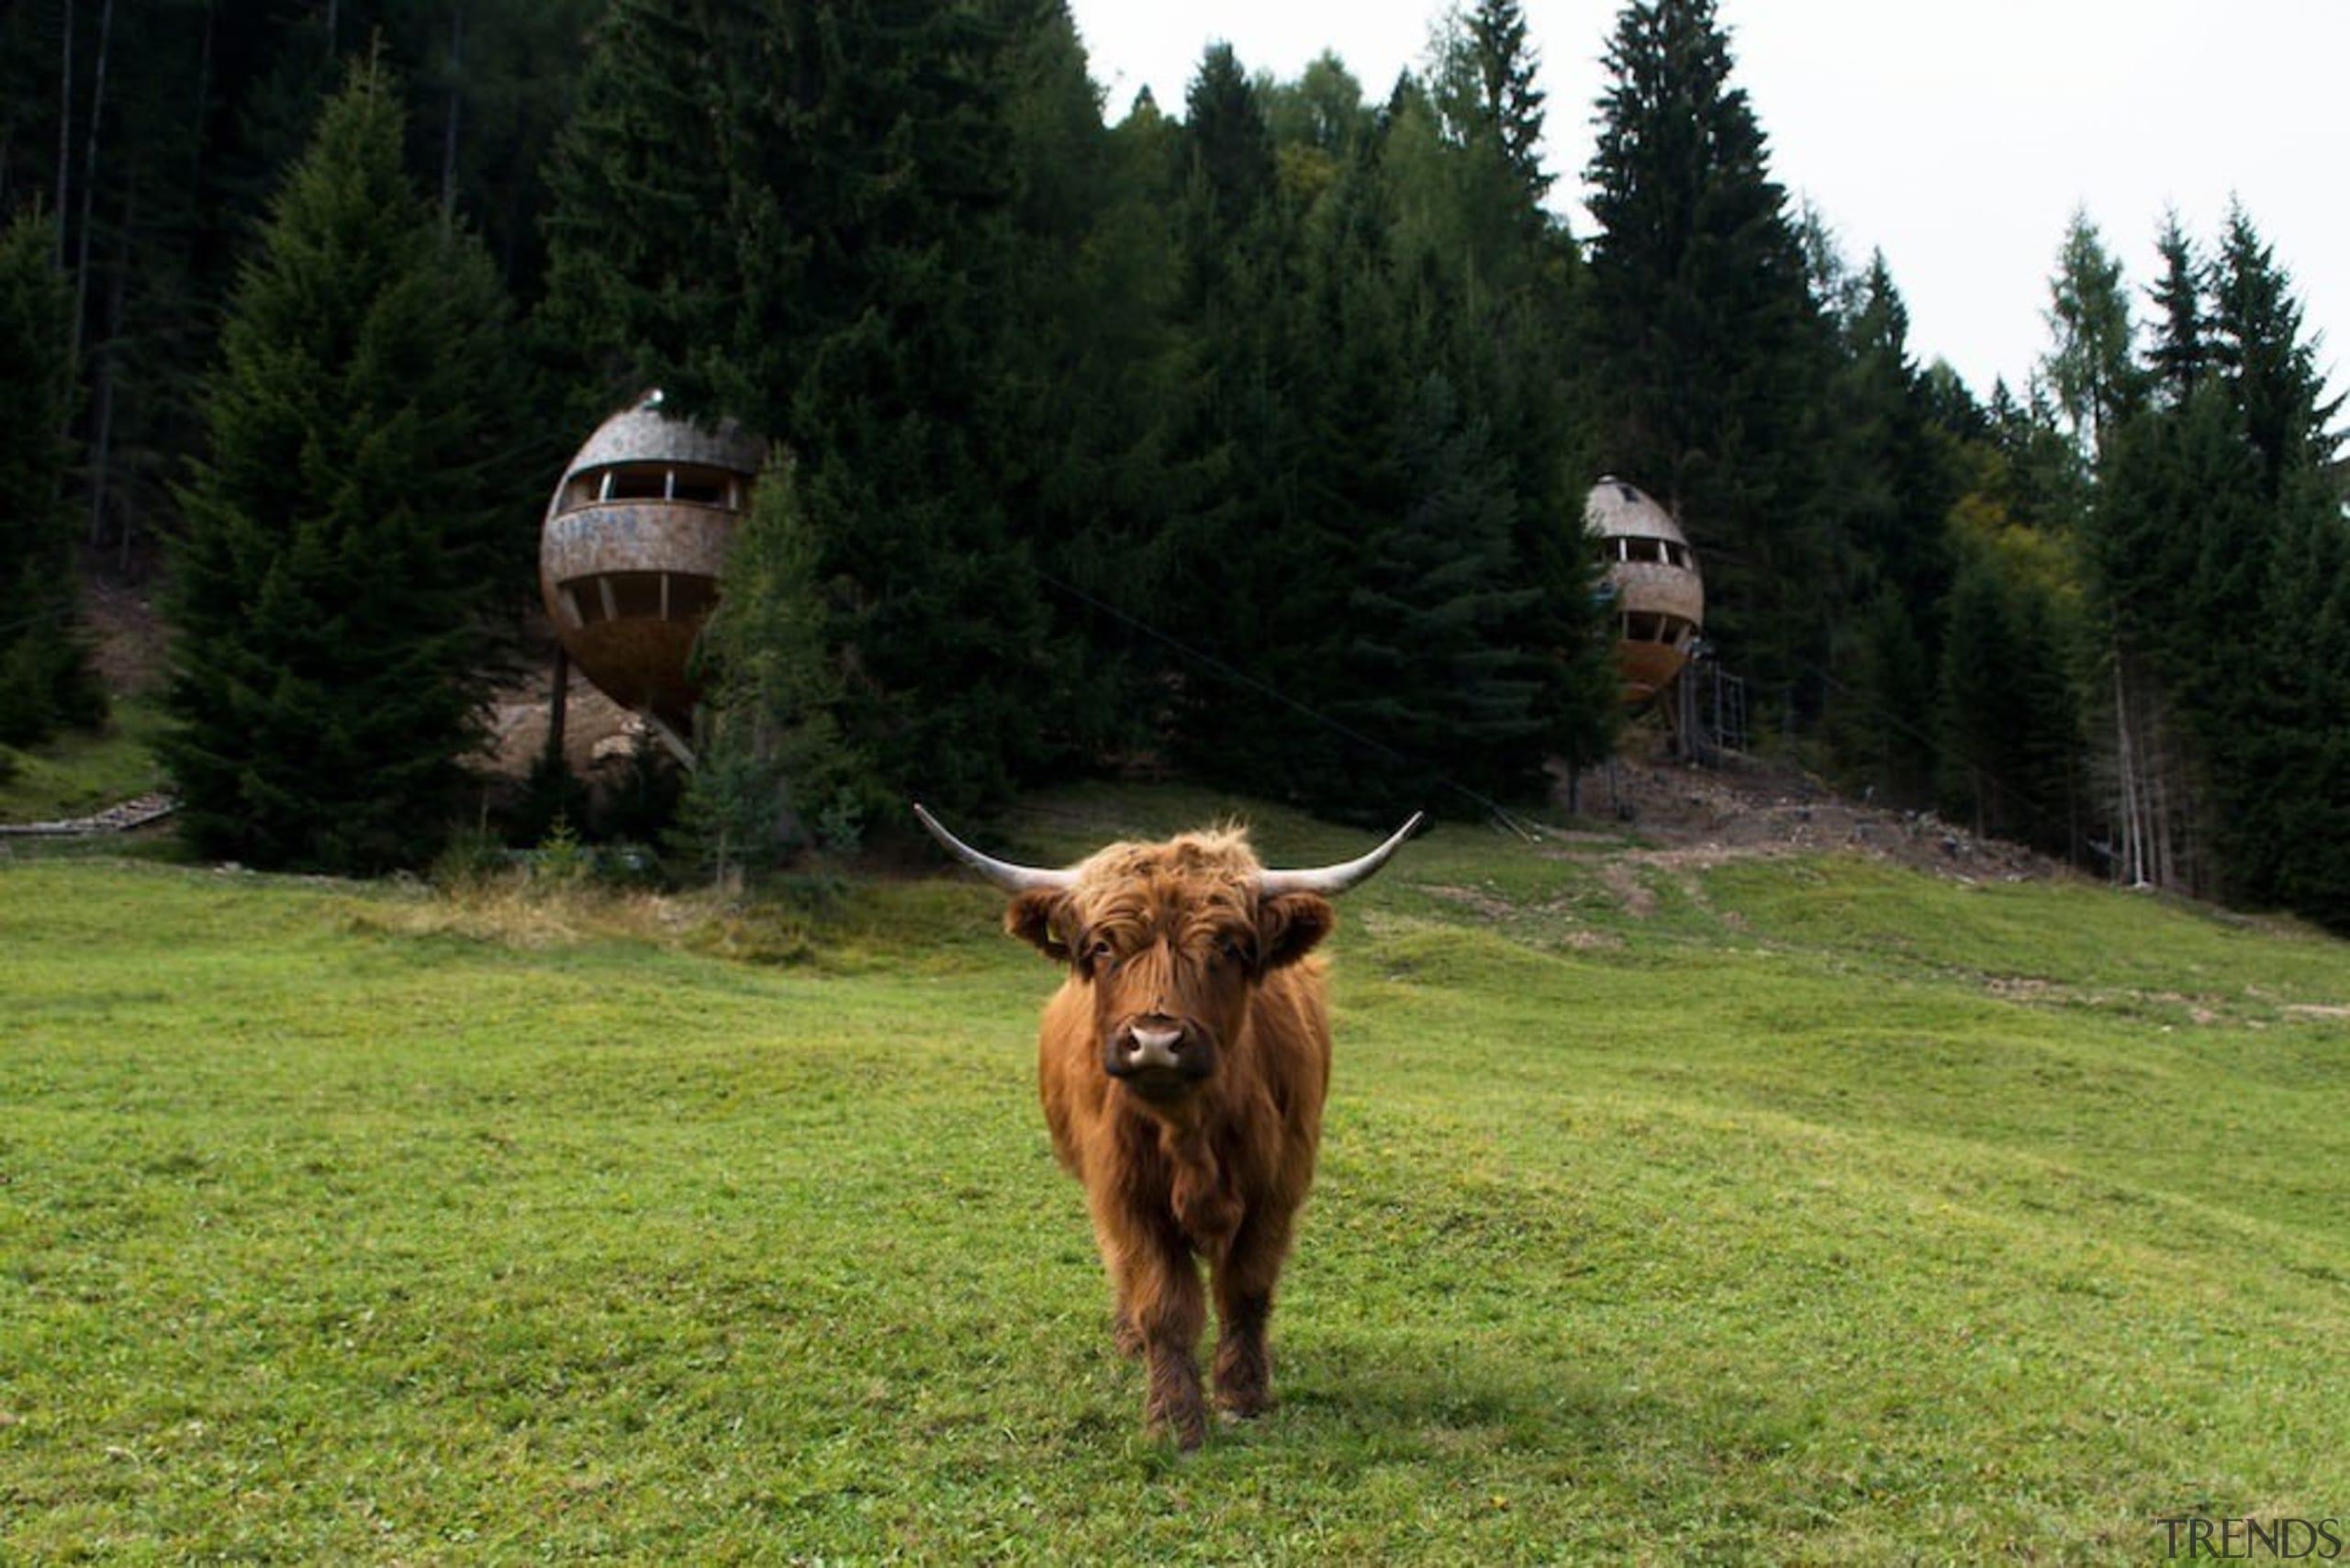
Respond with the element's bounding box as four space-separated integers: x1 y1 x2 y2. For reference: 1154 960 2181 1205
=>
1063 0 2346 405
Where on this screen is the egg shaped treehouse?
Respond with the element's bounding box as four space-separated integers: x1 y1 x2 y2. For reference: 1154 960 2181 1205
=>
1584 476 1704 708
540 395 766 750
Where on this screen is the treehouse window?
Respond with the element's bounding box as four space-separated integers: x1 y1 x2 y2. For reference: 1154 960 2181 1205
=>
559 578 607 626
667 466 733 507
666 576 718 621
603 467 669 501
607 572 665 618
1621 611 1698 645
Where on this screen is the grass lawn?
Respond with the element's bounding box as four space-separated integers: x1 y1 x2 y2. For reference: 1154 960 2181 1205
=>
5 801 2347 1563
0 700 172 827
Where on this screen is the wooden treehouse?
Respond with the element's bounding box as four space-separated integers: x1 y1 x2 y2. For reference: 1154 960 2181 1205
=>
539 393 765 753
1585 476 1705 709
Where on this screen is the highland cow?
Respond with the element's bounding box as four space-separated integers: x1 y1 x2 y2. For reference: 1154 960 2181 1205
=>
915 805 1419 1448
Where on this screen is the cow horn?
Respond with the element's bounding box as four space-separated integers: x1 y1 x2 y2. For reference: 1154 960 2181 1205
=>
1258 812 1426 898
912 803 1079 892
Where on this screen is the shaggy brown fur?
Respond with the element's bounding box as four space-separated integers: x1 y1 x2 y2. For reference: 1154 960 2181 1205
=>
1002 827 1337 1449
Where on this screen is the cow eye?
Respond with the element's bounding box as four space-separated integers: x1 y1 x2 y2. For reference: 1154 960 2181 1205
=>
1217 937 1252 967
1085 939 1116 966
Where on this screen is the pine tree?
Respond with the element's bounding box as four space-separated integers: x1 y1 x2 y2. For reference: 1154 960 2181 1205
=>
2208 201 2343 497
2179 207 2343 913
1818 250 1960 799
2144 211 2205 408
0 202 105 745
1934 530 2081 853
986 0 1174 764
723 0 1059 814
1270 136 1425 808
1432 0 1552 223
1182 42 1277 240
2085 386 2246 892
1152 44 1329 798
1381 32 1615 795
2240 490 2350 927
535 0 753 420
1581 0 1837 720
1935 547 2026 836
162 58 525 873
1330 368 1552 811
3 0 593 574
675 454 856 879
535 0 1095 816
2037 208 2142 465
2084 206 2343 902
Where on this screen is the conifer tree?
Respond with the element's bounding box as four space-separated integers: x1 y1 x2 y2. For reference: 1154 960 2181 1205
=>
0 203 105 745
675 454 856 879
1818 251 1959 801
1934 532 2080 851
1581 0 1837 720
2239 489 2350 926
2084 386 2243 892
536 1 1095 817
2084 206 2343 903
1432 0 1552 223
1331 368 1553 810
162 59 524 873
2038 209 2142 465
536 0 752 420
1154 44 1329 796
2145 212 2205 408
1384 32 1615 794
2177 209 2342 913
986 0 1174 763
2 0 594 575
2208 202 2343 495
722 0 1060 814
1182 42 1277 238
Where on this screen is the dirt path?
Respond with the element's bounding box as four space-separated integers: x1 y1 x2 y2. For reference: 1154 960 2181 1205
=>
0 792 178 837
1583 741 2066 886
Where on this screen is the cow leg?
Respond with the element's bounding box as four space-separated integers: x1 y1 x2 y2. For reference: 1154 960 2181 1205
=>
1094 1217 1147 1358
1111 1306 1144 1359
1211 1211 1292 1418
1114 1225 1209 1449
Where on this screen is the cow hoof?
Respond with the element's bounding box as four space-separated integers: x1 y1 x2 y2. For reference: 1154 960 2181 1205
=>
1155 1413 1207 1451
1146 1372 1208 1451
1214 1389 1270 1420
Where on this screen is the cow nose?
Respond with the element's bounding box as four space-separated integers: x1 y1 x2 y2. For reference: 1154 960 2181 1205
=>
1120 1019 1186 1070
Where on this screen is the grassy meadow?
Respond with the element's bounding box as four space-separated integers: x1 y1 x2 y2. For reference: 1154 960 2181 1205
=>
5 790 2348 1563
0 700 171 826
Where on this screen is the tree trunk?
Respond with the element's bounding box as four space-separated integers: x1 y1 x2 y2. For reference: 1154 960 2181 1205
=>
440 2 464 230
2112 656 2142 886
86 170 133 561
191 0 217 185
69 0 114 381
54 0 74 271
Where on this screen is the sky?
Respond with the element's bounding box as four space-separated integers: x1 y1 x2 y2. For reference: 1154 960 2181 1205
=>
1062 0 2347 405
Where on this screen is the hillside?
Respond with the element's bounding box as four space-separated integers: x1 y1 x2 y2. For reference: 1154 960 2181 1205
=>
9 589 2064 893
5 792 2344 1563
1565 739 2062 886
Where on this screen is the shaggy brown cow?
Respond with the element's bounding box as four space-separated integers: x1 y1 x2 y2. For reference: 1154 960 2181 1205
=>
914 805 1420 1448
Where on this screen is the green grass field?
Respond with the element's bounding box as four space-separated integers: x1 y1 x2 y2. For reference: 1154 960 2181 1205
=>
6 794 2347 1563
0 700 171 828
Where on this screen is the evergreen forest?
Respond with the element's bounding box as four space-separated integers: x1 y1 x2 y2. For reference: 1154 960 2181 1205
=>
3 0 2344 929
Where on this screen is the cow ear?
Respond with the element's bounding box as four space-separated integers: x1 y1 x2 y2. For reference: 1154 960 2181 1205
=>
1257 892 1336 971
1005 890 1077 963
